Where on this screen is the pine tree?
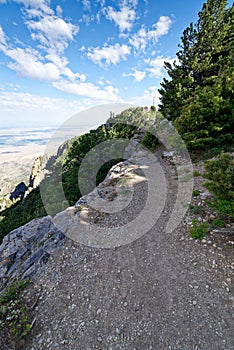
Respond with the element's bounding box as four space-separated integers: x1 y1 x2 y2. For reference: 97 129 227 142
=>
158 0 234 151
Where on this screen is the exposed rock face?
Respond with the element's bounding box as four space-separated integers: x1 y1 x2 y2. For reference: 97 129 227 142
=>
0 216 64 286
9 181 28 201
45 141 69 170
29 155 47 189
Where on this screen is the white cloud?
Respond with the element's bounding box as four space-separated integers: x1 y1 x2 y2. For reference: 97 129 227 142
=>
145 56 176 78
149 16 173 38
126 85 160 107
123 69 146 82
105 5 136 32
53 80 120 102
0 90 95 126
0 26 6 46
5 47 60 81
82 0 91 11
27 15 79 52
0 6 83 83
56 5 62 16
87 43 131 66
0 42 86 82
129 16 173 52
15 0 53 15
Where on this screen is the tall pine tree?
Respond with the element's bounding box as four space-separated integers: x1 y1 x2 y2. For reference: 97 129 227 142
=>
158 0 234 151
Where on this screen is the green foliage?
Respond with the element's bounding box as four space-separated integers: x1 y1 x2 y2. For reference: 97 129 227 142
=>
193 170 201 177
190 205 203 214
203 153 234 218
192 190 200 196
211 217 225 228
190 219 209 239
0 188 46 243
62 121 138 206
0 107 153 240
150 105 156 112
204 153 234 200
159 0 234 152
0 279 31 339
212 199 234 219
140 130 159 151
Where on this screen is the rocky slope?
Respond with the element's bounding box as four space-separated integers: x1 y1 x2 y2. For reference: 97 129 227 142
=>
0 140 69 212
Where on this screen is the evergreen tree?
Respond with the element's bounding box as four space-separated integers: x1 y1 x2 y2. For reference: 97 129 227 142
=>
159 0 234 151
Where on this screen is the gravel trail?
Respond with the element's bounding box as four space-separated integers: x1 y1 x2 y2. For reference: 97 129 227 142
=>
20 152 233 350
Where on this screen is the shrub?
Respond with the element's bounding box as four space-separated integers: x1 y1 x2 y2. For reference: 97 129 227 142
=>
193 170 201 177
140 131 158 151
0 279 32 340
212 199 234 219
203 153 234 218
190 219 209 240
211 218 225 228
192 190 200 197
204 153 234 200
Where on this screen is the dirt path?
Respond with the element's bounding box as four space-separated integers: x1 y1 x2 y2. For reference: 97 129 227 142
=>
21 152 234 350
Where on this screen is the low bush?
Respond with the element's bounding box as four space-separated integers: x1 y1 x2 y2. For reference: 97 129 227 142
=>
190 219 209 240
0 279 32 341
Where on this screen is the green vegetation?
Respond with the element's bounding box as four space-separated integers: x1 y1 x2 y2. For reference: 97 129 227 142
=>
140 130 159 151
211 218 225 228
193 170 201 177
0 279 32 340
190 219 209 239
0 188 46 243
159 0 234 153
0 2 233 244
192 190 200 197
203 153 234 218
0 107 157 241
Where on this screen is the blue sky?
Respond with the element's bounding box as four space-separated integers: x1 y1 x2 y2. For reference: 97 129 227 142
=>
0 0 227 128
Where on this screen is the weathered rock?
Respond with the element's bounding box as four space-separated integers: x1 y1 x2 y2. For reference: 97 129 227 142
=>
9 181 28 200
29 155 47 189
0 216 65 286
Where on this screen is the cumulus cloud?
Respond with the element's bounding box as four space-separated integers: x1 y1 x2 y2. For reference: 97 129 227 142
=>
26 15 79 52
123 69 146 82
53 80 120 102
87 43 131 66
105 6 136 32
129 16 173 52
4 47 60 80
0 41 85 82
15 0 53 15
145 55 176 78
0 2 83 83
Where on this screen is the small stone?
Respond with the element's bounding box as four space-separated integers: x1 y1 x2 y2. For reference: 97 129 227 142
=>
97 308 102 315
97 335 102 342
192 300 197 305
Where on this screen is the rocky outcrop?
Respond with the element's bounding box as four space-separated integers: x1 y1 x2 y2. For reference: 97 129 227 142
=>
45 141 69 170
0 216 64 287
9 181 28 201
29 156 47 189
